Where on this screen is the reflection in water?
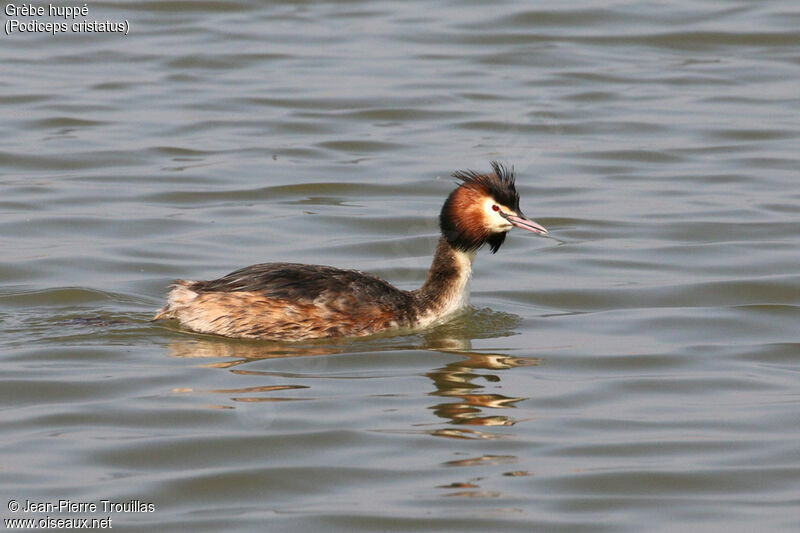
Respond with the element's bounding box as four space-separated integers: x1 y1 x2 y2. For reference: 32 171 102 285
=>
165 336 344 369
438 481 480 488
443 490 502 498
420 310 540 429
163 307 541 499
163 307 541 424
442 455 518 468
423 428 507 440
420 313 539 499
426 350 539 427
439 454 525 499
502 470 532 477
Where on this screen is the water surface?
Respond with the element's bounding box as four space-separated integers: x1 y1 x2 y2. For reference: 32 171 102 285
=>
2 1 799 531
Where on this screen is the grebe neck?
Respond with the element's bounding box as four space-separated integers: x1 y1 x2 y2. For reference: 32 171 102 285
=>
412 237 476 322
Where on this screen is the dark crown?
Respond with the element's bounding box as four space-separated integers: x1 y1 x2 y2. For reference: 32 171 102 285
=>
451 161 520 213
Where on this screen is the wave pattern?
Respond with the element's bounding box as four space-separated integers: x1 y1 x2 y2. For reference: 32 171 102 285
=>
1 1 799 531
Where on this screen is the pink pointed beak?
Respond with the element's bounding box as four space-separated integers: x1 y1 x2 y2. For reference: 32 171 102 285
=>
505 213 548 235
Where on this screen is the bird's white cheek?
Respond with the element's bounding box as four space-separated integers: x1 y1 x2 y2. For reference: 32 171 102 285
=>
487 213 512 232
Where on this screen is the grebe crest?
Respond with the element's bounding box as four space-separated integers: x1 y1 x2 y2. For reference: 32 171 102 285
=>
154 162 548 341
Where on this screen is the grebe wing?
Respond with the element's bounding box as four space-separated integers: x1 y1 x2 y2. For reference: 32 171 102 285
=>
189 263 408 306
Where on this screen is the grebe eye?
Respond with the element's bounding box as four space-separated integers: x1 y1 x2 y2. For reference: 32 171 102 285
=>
492 204 500 212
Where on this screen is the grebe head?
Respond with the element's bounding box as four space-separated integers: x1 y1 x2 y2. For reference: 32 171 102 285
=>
440 161 548 253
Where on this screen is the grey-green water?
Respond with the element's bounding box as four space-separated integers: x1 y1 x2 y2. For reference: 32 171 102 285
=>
2 1 799 531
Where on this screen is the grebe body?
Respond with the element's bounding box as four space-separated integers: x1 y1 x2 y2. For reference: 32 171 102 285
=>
154 162 547 341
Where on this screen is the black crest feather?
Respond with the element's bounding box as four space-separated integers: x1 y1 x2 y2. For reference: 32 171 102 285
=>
451 161 520 212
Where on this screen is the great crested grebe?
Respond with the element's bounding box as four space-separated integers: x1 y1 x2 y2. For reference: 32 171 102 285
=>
154 162 548 341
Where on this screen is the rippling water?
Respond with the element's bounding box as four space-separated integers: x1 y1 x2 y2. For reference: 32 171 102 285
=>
2 1 799 531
